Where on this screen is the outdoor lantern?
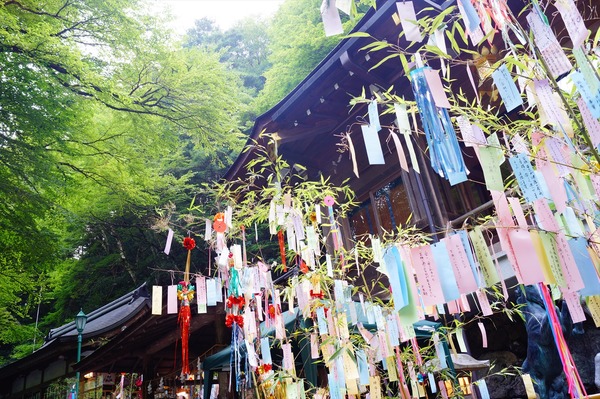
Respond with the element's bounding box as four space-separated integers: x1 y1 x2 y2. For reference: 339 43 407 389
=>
74 309 87 399
75 310 87 333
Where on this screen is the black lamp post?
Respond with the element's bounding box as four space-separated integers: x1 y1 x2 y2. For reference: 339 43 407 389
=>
74 310 87 399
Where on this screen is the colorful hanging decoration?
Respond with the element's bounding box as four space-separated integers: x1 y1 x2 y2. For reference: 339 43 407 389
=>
178 236 196 375
410 67 468 185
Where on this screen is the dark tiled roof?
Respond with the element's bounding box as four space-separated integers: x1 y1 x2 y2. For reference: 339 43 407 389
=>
45 283 150 343
0 284 150 380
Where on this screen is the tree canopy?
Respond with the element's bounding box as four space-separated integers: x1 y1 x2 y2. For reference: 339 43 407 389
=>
0 0 244 362
0 0 358 364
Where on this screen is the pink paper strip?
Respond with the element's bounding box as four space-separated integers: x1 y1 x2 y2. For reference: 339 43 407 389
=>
443 234 478 294
496 227 523 283
491 190 515 227
533 198 560 232
537 164 568 213
576 96 600 148
447 300 460 314
460 294 471 312
476 289 494 316
439 381 449 399
390 130 409 172
410 245 445 306
478 322 488 348
508 229 546 284
423 69 451 108
555 233 585 292
508 197 528 228
562 290 586 323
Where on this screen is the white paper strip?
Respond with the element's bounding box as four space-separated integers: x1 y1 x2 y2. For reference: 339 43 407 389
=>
167 285 177 314
164 229 174 255
396 1 423 42
152 286 163 315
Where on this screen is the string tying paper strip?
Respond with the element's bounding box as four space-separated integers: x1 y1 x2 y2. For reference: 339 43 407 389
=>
410 67 468 186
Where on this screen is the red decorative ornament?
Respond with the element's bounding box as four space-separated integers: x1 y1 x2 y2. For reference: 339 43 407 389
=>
183 237 196 251
299 258 309 274
258 364 272 375
310 290 324 299
213 212 227 233
277 230 287 272
225 314 244 328
178 302 191 374
226 295 245 308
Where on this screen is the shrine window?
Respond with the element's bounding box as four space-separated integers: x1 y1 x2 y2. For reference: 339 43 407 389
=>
349 176 413 241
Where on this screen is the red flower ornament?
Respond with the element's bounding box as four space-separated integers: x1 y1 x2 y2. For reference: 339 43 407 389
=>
183 237 196 251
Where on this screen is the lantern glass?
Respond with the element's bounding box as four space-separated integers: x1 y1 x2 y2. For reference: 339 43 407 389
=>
75 310 87 333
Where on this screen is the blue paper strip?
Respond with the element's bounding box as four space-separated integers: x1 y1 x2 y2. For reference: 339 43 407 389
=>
571 70 600 119
458 0 481 31
361 124 385 165
492 64 523 112
383 246 410 310
477 380 491 399
316 307 328 335
410 67 467 186
569 237 600 297
328 374 341 399
431 241 461 302
509 153 545 203
335 356 347 392
369 100 382 131
455 230 482 287
387 315 400 346
260 337 272 364
356 350 370 386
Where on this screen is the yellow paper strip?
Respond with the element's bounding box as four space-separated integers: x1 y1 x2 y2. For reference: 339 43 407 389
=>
152 285 163 315
521 374 537 399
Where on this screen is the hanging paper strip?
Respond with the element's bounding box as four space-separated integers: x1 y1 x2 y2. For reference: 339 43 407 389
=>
492 64 523 112
361 124 385 165
555 0 588 48
164 229 174 255
167 285 177 314
196 276 207 314
383 246 410 310
152 286 163 315
571 70 600 119
569 237 600 296
410 67 468 185
526 10 572 79
396 1 423 42
430 241 460 302
443 233 478 294
410 245 445 306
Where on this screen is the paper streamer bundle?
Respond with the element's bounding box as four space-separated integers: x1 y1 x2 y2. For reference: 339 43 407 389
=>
410 67 468 186
538 284 586 399
178 237 196 375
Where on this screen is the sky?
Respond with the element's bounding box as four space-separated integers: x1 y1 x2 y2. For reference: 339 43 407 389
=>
151 0 286 34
